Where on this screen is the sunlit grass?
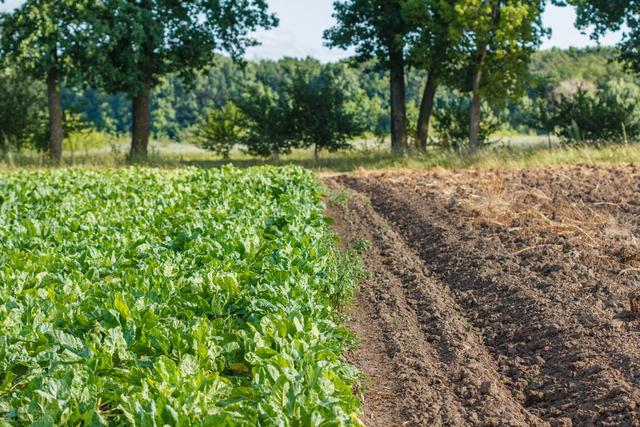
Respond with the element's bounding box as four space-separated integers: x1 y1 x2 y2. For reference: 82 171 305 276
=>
2 138 640 173
464 143 640 170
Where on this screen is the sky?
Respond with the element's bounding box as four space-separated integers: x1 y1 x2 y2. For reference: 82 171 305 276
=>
0 0 624 63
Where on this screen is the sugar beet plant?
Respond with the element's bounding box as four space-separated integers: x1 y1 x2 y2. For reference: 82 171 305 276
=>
0 167 363 425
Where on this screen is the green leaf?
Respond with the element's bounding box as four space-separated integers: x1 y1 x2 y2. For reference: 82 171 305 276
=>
113 293 131 320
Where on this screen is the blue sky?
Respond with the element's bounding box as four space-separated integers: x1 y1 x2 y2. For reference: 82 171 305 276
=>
1 0 624 62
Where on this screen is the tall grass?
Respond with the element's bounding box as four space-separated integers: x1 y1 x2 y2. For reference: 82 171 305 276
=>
2 138 640 172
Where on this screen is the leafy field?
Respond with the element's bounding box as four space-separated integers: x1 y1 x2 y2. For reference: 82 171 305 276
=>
0 167 362 425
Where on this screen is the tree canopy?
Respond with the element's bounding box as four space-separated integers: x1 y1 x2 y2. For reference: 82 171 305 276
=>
192 102 245 159
85 0 278 160
449 0 547 99
403 0 461 150
288 62 366 157
0 68 44 152
88 0 278 95
4 0 640 163
326 0 410 155
0 0 90 82
446 0 547 150
569 1 640 75
0 0 94 163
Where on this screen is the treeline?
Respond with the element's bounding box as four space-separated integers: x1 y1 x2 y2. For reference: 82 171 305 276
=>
4 47 639 154
2 1 640 163
0 0 278 163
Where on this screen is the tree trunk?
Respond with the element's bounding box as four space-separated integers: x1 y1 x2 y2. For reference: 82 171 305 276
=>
416 73 437 152
389 50 408 156
314 144 320 162
130 83 152 162
469 69 483 153
47 69 64 165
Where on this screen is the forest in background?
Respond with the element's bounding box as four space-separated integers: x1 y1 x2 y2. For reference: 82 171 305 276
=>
4 0 640 164
2 46 637 158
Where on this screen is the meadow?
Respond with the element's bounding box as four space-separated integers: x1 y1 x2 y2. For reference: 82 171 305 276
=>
4 136 640 174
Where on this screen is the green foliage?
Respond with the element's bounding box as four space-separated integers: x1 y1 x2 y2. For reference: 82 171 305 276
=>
0 0 91 82
352 240 372 254
40 48 640 147
288 62 367 155
569 1 640 75
324 0 407 65
536 79 640 144
528 47 632 95
217 60 369 159
0 67 44 152
86 1 278 96
62 87 131 136
358 95 390 143
406 101 420 142
433 93 501 150
192 103 246 158
235 82 298 159
402 0 459 75
448 0 547 100
327 188 353 207
0 166 363 425
325 0 411 154
0 0 96 161
65 129 114 151
57 0 280 159
25 110 95 152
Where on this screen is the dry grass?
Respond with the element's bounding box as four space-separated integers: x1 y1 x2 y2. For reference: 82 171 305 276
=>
3 139 640 173
402 168 640 260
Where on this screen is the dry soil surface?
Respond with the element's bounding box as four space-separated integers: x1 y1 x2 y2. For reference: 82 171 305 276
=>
326 165 640 427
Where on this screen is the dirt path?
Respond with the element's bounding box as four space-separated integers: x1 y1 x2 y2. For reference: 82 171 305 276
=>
326 166 640 427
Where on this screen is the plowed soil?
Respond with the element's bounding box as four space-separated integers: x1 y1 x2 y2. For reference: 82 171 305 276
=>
325 165 640 427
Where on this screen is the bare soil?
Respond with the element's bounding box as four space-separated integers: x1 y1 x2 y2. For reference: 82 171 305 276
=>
326 165 640 427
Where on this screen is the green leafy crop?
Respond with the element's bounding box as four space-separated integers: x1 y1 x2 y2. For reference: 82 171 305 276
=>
0 166 362 426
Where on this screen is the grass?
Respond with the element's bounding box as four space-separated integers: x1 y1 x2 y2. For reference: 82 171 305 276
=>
327 188 353 207
184 143 640 172
2 137 640 173
463 143 640 169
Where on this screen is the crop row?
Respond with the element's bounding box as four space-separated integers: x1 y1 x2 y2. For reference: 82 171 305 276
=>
0 167 362 426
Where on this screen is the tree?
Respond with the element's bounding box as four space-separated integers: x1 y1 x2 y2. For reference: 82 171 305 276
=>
403 0 460 151
192 102 246 159
432 91 501 151
289 62 367 159
235 82 297 161
0 67 45 154
0 0 90 164
448 0 546 151
536 79 640 144
569 1 640 75
87 0 277 162
325 0 410 156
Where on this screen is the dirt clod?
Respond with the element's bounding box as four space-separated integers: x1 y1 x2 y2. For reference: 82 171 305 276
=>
480 381 494 396
630 288 640 319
